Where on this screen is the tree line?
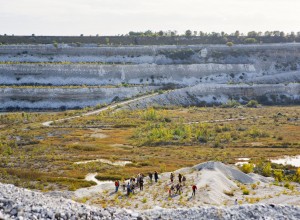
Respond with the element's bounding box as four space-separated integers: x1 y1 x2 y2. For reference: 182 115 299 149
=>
128 30 300 44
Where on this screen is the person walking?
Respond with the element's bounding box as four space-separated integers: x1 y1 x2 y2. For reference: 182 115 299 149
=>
127 182 131 196
182 176 186 186
122 180 126 191
192 184 197 197
178 173 182 183
154 171 158 183
170 173 174 183
168 187 172 197
149 172 153 183
139 177 144 191
115 180 119 193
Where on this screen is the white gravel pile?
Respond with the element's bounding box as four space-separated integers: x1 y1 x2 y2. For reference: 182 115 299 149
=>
140 205 300 220
0 182 300 219
193 161 255 184
0 183 131 220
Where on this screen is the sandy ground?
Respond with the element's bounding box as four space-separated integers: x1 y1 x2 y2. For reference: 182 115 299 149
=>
73 162 300 210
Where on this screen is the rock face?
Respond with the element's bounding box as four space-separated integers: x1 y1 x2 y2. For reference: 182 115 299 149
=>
0 182 300 220
123 84 300 108
1 43 300 110
0 86 161 110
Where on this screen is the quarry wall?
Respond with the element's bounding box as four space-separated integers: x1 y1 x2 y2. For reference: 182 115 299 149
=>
1 43 299 109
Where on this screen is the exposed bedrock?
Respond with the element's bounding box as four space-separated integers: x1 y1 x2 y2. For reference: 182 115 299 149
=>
0 63 259 86
0 44 300 68
123 84 300 108
0 86 160 110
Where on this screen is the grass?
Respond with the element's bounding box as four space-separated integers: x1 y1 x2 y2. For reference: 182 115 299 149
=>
0 106 299 191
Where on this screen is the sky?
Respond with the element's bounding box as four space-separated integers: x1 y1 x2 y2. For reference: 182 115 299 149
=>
0 0 299 36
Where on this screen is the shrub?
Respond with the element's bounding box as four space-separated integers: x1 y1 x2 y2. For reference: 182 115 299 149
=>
244 38 257 44
223 190 234 196
262 163 272 177
251 183 257 190
273 169 284 182
246 100 259 107
242 188 250 195
226 42 234 47
241 163 254 174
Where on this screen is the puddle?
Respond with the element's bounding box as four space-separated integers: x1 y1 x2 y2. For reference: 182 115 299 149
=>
235 158 250 166
271 155 300 167
85 173 112 185
90 133 108 139
74 158 132 166
235 156 300 167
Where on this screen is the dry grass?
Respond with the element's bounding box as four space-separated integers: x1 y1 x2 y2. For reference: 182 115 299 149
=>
0 106 299 190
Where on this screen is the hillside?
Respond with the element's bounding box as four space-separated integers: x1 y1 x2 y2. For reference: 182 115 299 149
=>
0 43 300 110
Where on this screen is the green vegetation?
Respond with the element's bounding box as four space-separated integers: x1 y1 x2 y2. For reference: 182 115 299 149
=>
0 105 299 191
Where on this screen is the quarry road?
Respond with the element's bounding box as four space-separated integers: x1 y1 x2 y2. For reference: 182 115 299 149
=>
41 92 159 127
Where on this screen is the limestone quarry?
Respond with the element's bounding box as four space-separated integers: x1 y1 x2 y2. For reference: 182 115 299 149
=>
0 43 300 110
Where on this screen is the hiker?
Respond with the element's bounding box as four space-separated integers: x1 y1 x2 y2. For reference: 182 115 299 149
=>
127 182 131 196
139 177 144 191
170 173 174 183
175 183 182 194
149 172 153 183
170 185 175 193
122 180 126 191
154 171 158 183
131 183 135 194
234 199 238 205
115 180 119 193
168 187 172 197
182 176 186 186
136 174 140 188
178 173 182 183
192 184 197 197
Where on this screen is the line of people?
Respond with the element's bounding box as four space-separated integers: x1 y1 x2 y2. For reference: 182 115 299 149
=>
114 171 159 195
113 171 198 198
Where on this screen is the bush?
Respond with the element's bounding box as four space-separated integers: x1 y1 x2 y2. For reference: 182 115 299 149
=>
223 190 234 196
246 100 259 107
226 42 234 47
273 169 284 182
221 100 240 108
262 163 272 177
241 163 254 174
242 188 250 195
244 38 257 44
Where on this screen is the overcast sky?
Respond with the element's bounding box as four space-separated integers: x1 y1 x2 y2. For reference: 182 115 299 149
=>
0 0 299 36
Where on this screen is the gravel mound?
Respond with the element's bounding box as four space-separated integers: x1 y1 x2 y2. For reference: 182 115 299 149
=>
0 183 131 220
193 161 255 184
1 172 300 220
141 204 300 220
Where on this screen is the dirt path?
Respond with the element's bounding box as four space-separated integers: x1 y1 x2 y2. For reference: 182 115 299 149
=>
42 92 158 127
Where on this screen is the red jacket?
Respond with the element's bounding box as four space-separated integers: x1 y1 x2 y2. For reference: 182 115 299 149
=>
192 185 197 190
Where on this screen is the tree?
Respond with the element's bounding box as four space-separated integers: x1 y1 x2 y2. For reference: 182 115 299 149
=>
185 30 192 37
158 30 164 37
247 31 258 37
234 30 240 37
244 38 257 44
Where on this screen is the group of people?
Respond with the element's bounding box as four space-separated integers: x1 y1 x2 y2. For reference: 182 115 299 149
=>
168 173 197 197
114 171 159 195
114 171 198 198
